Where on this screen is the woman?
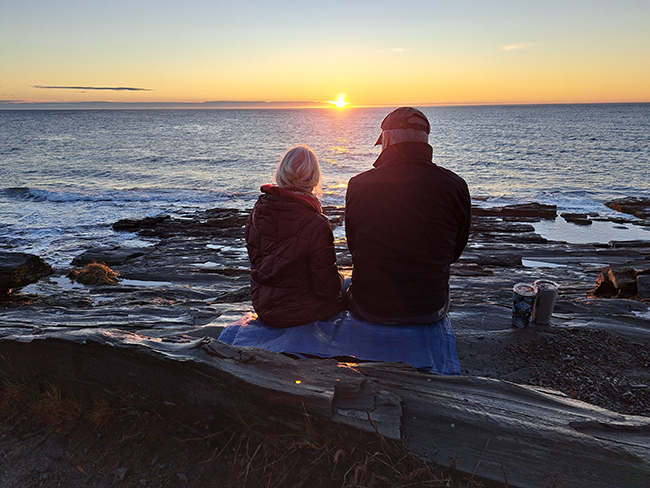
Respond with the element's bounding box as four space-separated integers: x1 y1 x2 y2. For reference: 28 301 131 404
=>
245 145 345 327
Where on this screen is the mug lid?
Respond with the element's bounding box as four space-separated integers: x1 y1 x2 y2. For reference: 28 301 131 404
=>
533 280 559 290
513 283 537 296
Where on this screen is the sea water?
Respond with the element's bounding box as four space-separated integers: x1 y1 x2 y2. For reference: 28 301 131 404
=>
1 104 649 268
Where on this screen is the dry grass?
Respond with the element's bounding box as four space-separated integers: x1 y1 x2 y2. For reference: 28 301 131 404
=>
0 370 512 488
66 261 119 285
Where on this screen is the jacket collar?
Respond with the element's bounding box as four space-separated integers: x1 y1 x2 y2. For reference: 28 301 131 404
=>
373 142 434 168
260 184 322 212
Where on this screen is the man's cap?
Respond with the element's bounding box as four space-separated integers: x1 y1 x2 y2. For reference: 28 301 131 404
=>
374 107 430 146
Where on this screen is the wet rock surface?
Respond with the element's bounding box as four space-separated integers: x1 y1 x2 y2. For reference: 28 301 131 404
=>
470 202 558 220
561 212 596 225
605 196 650 220
0 252 54 297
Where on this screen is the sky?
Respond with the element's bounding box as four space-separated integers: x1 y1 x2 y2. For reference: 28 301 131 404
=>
1 0 649 108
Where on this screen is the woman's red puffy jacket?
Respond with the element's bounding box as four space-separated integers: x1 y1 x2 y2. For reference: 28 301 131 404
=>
245 185 344 327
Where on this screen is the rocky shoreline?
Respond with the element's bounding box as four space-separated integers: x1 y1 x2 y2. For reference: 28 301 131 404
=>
2 197 650 487
2 198 650 413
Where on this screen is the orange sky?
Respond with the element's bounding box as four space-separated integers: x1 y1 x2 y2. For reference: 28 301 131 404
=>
1 1 649 107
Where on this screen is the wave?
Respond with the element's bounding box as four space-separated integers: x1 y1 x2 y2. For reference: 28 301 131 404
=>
1 186 246 205
468 191 623 216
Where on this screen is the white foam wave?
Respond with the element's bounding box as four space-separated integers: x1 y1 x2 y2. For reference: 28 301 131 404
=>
16 187 235 204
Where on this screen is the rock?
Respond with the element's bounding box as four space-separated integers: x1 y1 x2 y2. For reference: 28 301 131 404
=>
561 212 595 225
589 270 618 298
589 266 638 299
0 252 55 297
113 209 249 239
450 263 493 276
113 215 171 232
611 268 638 298
637 275 650 298
477 253 523 267
471 220 536 233
202 208 249 228
609 240 650 248
605 197 650 220
71 246 150 266
322 205 345 228
472 203 557 220
213 286 251 303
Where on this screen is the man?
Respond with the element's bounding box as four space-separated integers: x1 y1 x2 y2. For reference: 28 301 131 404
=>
345 107 471 325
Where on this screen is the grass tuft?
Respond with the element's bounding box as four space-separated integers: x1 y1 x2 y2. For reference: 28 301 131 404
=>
67 261 119 285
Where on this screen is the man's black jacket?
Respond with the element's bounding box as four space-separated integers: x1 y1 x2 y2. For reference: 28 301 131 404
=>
345 141 471 323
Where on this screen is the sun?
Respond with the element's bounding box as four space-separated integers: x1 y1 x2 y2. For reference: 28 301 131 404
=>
327 94 349 108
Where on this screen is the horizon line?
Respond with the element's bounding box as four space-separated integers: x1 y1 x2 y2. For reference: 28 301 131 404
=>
1 99 649 110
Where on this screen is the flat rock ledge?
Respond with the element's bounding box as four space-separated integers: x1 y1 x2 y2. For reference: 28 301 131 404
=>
2 201 650 487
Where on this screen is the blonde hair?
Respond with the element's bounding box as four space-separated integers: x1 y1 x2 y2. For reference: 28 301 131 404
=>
275 145 322 194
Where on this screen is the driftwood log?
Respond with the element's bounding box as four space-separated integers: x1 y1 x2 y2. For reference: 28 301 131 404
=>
1 329 649 488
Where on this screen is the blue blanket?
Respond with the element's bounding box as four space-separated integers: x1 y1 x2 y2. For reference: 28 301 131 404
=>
218 310 460 375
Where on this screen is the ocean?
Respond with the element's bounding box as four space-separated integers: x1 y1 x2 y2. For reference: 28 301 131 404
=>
1 104 649 269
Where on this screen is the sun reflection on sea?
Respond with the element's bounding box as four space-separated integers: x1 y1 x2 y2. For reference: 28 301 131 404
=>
325 158 346 167
330 145 350 154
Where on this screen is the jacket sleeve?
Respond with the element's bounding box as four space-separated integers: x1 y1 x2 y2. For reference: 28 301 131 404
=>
344 182 356 255
308 215 344 299
452 187 472 263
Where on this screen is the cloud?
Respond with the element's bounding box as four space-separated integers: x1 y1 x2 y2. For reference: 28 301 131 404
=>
32 85 152 91
0 100 331 110
501 43 536 51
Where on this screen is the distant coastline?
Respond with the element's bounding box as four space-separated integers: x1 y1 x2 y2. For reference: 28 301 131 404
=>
1 100 649 110
0 100 332 110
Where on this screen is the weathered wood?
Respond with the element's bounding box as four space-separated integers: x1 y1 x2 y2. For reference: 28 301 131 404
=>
356 363 650 488
1 329 649 488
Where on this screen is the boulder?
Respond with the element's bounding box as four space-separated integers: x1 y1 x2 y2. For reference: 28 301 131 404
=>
0 252 55 297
